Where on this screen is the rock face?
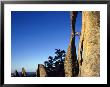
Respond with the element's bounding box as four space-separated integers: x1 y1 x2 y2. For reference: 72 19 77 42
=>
78 11 100 77
64 11 78 77
37 64 47 77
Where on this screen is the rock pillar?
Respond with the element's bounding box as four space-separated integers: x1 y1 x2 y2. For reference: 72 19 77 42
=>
64 11 78 77
37 64 47 77
78 11 100 77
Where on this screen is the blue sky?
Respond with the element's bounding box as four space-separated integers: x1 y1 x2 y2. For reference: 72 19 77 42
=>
11 11 82 72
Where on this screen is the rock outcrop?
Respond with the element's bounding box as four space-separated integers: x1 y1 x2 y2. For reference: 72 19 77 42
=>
78 11 100 77
21 67 27 77
37 64 47 77
14 70 19 77
64 11 78 77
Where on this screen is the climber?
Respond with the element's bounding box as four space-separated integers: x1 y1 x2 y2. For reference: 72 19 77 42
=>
75 32 81 36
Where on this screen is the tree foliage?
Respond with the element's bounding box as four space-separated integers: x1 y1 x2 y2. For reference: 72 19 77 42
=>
44 49 66 77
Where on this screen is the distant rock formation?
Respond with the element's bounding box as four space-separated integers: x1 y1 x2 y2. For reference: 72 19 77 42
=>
14 70 19 77
64 11 78 77
37 64 47 77
78 11 100 77
21 67 27 77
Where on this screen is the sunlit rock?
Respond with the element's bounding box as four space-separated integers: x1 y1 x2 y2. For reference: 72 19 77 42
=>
64 11 78 77
78 11 100 77
37 64 47 77
21 67 27 77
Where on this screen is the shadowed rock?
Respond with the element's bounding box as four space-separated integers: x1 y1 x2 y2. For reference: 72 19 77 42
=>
14 70 19 77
